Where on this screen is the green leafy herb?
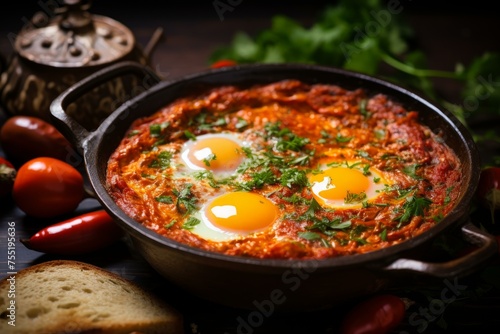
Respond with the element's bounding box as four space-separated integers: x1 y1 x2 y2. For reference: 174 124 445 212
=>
349 225 367 242
149 151 173 170
344 191 367 204
304 198 322 218
238 168 278 190
397 195 432 226
264 122 310 152
444 187 453 205
173 183 198 214
164 221 176 229
128 129 141 137
182 217 201 230
203 153 216 167
209 0 500 165
280 168 309 188
380 228 387 241
403 163 423 180
235 117 249 130
356 150 372 160
155 195 174 204
149 122 170 138
307 218 352 235
359 99 371 118
192 112 227 131
298 231 322 240
335 133 352 143
318 130 333 144
374 129 385 140
184 130 197 140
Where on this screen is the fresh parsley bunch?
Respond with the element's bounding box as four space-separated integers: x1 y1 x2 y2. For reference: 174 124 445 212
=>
209 0 500 165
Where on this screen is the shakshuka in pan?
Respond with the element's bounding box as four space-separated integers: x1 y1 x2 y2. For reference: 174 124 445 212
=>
105 79 462 259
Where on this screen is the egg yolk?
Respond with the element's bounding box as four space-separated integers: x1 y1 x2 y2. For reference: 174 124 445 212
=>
309 167 369 201
205 192 278 233
186 136 243 172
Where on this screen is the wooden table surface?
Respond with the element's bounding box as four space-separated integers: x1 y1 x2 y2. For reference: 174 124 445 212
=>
1 1 500 333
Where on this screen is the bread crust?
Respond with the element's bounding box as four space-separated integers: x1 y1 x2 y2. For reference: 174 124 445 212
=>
0 260 184 334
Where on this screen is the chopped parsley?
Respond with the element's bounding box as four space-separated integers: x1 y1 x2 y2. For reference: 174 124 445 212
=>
184 130 197 140
149 122 170 138
444 187 453 205
173 183 198 214
237 168 278 190
192 111 226 131
359 99 371 118
318 130 333 144
182 216 201 230
379 228 388 241
307 218 352 236
298 231 322 240
155 195 174 204
235 117 249 130
279 168 309 189
335 133 352 143
396 195 432 226
356 149 372 160
264 122 310 152
149 151 173 170
164 220 176 229
203 153 217 167
403 163 424 180
374 129 386 139
128 129 141 137
344 191 367 204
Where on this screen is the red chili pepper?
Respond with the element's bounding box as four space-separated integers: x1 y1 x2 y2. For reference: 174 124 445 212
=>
210 59 237 68
20 210 124 255
0 157 16 198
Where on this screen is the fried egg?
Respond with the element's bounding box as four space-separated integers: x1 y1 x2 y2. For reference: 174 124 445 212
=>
189 191 278 242
179 132 246 177
308 160 389 209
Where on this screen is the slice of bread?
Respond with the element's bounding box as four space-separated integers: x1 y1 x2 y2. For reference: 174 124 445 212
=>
0 260 184 334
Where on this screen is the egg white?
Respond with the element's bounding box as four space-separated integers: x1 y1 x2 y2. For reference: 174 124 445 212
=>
189 203 245 242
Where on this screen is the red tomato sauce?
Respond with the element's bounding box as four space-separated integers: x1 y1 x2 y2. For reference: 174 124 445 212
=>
106 80 462 259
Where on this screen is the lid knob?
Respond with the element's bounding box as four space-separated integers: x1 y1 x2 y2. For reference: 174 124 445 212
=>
59 0 93 33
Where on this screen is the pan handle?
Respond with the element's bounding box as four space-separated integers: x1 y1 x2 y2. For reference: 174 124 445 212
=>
383 222 497 278
50 61 161 153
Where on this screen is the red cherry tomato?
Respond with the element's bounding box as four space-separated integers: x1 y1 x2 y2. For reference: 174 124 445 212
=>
475 166 500 224
476 167 500 206
340 294 406 334
0 157 16 198
210 59 237 68
13 157 84 218
20 210 124 255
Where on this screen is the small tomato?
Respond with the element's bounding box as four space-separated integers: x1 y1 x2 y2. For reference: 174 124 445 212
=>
210 59 237 68
340 294 406 334
475 166 500 224
0 115 74 165
13 157 84 218
0 157 16 198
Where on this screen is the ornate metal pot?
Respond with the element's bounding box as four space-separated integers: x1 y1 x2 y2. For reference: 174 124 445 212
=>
0 0 161 131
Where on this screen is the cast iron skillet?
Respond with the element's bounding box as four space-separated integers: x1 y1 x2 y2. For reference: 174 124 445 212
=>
50 61 497 311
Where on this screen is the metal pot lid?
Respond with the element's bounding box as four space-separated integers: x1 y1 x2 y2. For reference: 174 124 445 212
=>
15 0 135 67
